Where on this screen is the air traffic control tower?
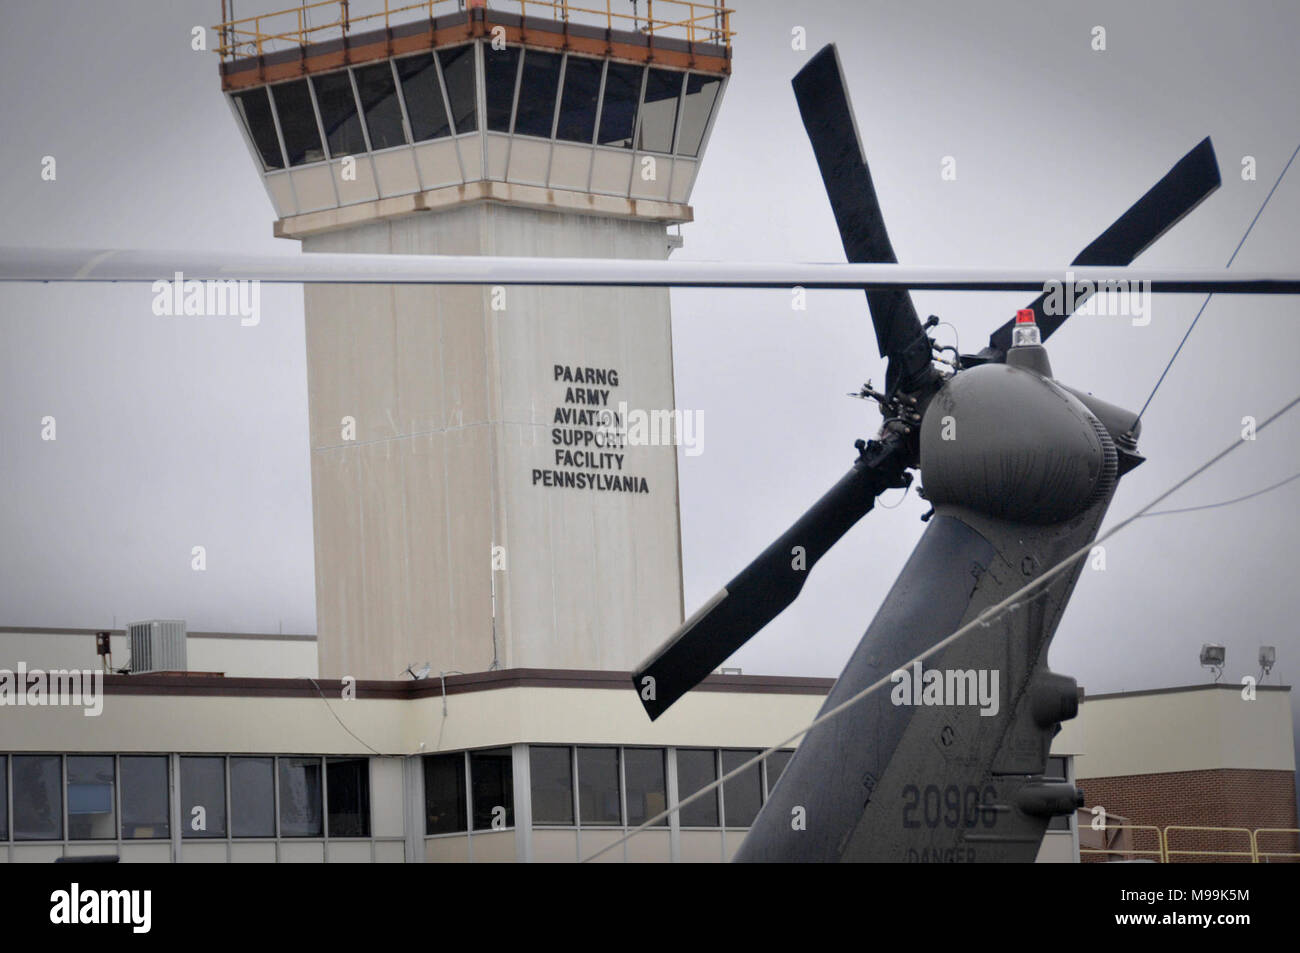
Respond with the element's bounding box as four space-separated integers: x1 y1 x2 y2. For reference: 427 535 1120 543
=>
215 2 731 679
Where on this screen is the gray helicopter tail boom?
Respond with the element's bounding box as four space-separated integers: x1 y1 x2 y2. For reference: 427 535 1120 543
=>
737 361 1131 862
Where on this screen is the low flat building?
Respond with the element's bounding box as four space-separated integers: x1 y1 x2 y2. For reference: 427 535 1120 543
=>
0 625 1084 863
1073 684 1298 863
2 625 1291 863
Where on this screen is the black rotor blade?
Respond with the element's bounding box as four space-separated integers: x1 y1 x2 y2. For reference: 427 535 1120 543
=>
985 137 1221 357
793 44 932 393
633 437 911 721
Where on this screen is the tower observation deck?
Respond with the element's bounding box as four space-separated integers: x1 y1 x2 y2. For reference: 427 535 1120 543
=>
214 1 733 680
217 0 731 232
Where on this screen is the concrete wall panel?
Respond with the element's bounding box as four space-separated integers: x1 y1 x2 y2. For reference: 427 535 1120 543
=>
301 204 684 677
413 139 463 190
506 137 551 186
373 147 422 198
333 156 380 206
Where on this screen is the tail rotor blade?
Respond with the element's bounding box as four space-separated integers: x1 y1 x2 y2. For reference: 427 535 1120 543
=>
793 44 932 393
633 438 910 720
985 137 1221 357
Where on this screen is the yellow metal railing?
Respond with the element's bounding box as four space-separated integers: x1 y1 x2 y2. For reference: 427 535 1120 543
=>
1162 826 1258 863
1252 828 1300 863
1078 820 1300 863
213 0 734 61
1078 822 1167 863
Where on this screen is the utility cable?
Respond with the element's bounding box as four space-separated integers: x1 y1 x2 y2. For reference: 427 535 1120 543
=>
307 676 385 755
1140 468 1300 517
1136 139 1300 422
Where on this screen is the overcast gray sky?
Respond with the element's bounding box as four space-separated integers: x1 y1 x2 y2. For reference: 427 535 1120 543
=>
2 0 1298 752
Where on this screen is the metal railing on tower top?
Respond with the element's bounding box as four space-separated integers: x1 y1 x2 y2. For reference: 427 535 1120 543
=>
214 0 734 61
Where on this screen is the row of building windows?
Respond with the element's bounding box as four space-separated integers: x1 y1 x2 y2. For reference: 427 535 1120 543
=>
1 750 1067 843
232 42 722 172
423 746 794 835
0 754 370 842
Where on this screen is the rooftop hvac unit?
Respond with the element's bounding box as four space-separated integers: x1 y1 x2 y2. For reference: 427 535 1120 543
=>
127 620 187 674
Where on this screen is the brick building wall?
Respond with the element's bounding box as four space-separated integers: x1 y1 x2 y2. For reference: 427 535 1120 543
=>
1081 769 1298 862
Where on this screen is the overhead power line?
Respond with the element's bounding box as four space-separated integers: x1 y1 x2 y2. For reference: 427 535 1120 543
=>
1136 138 1300 422
1140 468 1300 517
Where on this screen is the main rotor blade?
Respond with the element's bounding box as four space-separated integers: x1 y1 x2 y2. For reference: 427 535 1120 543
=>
633 437 911 721
2 248 1297 292
793 44 932 393
986 137 1221 357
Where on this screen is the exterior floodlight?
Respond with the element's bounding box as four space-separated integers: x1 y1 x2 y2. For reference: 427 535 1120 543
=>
1259 646 1276 679
1200 643 1226 682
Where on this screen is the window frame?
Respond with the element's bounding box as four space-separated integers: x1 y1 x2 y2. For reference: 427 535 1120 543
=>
633 66 685 155
575 745 622 828
622 746 669 829
180 754 229 840
353 60 411 153
11 753 64 842
594 60 646 149
1 753 379 858
118 754 170 841
231 85 287 172
422 750 469 837
65 754 117 841
511 48 565 140
527 744 576 828
267 77 329 167
325 756 373 839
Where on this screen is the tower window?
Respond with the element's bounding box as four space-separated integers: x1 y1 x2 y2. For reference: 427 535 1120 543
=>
439 45 478 134
355 62 408 151
312 71 368 158
555 56 602 144
677 73 721 157
484 45 521 132
597 62 644 148
233 87 285 171
396 54 452 142
270 80 326 166
514 49 563 139
637 68 683 154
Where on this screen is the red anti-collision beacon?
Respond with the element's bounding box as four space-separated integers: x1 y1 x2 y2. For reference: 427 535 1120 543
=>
1005 307 1052 376
1011 308 1040 347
